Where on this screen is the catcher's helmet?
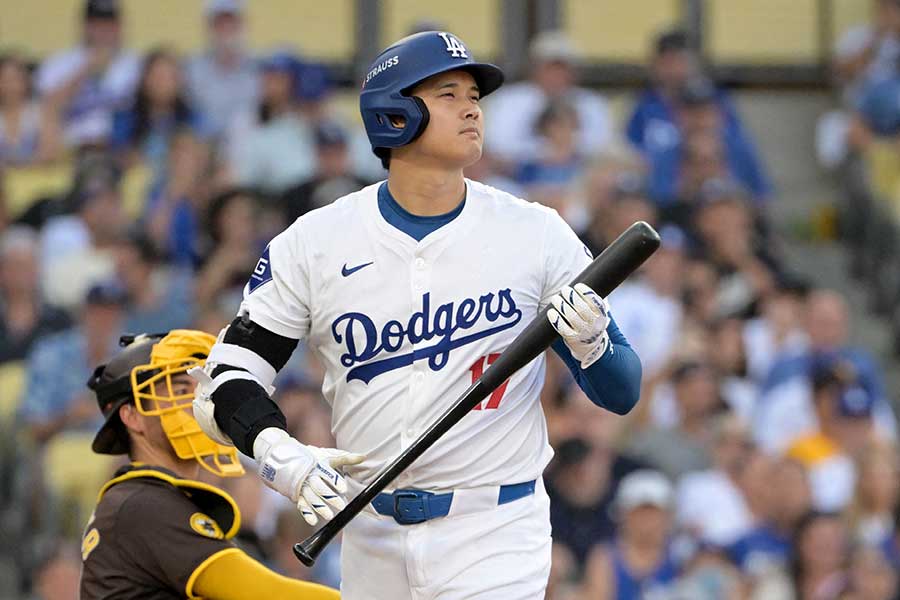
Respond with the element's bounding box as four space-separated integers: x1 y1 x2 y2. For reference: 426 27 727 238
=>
88 330 243 477
359 31 504 158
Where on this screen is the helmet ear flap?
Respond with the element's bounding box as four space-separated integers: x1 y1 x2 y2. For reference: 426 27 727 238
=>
407 96 430 144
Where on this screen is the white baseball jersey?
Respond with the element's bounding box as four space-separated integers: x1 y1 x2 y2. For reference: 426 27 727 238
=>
240 179 591 491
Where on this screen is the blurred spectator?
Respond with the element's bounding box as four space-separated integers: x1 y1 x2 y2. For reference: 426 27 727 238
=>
743 276 810 383
28 542 81 600
660 131 730 226
645 76 772 205
627 29 770 202
513 99 584 210
39 156 124 309
111 231 194 333
548 543 580 600
574 151 645 255
195 188 262 310
143 130 210 263
585 175 658 257
17 281 125 444
484 30 614 165
581 470 679 599
788 512 850 600
627 361 723 479
882 502 900 569
546 435 643 569
609 223 684 379
626 28 703 152
675 414 755 546
691 184 779 318
293 60 334 125
0 53 62 165
833 0 900 104
842 543 899 600
847 442 899 546
756 289 897 454
111 48 207 179
668 546 745 600
281 121 368 223
730 456 813 579
708 317 758 421
186 0 259 140
227 51 316 195
36 0 139 148
0 227 71 364
786 360 876 511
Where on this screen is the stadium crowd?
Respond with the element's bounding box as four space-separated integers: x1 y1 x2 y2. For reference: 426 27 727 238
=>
1 0 900 598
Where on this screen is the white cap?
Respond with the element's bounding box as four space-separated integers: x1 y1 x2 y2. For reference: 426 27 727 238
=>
205 0 243 17
529 30 580 64
615 470 673 513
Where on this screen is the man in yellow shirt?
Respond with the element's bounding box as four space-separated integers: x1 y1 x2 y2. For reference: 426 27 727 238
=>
787 359 876 512
79 329 339 599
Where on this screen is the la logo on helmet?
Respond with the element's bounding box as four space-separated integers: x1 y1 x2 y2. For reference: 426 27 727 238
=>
439 32 468 58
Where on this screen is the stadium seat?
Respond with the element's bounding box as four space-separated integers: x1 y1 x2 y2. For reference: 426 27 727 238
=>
0 362 25 428
43 432 118 534
3 163 74 220
864 141 900 220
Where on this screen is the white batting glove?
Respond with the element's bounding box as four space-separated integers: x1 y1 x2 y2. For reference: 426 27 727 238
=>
253 427 366 526
547 283 612 368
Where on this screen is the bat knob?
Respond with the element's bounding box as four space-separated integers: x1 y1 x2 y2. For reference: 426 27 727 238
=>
293 542 317 567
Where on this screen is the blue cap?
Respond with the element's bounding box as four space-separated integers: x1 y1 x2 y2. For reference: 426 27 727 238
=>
836 385 874 418
295 61 332 102
259 51 298 74
859 77 900 136
85 280 129 307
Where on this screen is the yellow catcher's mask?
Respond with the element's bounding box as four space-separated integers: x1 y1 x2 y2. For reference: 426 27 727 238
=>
129 330 244 478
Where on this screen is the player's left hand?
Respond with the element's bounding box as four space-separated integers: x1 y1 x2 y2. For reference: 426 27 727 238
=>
547 283 612 368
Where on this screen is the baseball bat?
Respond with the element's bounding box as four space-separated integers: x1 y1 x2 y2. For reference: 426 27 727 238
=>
293 221 660 566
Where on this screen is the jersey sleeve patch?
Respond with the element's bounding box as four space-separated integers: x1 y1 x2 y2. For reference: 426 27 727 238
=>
189 512 225 539
247 246 273 294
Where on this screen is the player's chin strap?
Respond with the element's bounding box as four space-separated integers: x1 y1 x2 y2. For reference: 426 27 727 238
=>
188 343 279 448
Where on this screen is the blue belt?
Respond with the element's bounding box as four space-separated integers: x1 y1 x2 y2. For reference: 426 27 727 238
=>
372 480 536 525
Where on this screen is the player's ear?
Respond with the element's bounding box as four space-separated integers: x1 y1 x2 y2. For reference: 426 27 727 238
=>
119 403 144 434
389 115 406 129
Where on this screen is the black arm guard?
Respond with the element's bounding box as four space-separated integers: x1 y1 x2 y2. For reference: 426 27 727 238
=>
210 316 300 456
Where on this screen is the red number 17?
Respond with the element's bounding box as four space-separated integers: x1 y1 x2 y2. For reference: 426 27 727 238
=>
468 353 510 411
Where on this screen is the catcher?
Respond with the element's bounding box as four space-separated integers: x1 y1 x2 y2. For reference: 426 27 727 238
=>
79 329 339 599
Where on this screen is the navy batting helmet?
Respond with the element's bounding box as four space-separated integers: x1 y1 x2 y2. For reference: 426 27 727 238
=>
359 31 504 159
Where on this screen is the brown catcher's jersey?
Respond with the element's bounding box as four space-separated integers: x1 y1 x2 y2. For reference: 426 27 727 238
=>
80 464 241 599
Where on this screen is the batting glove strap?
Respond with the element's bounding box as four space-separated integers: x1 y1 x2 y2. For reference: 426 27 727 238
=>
547 283 612 369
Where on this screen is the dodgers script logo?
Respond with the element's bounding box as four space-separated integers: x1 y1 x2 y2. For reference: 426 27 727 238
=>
332 289 522 384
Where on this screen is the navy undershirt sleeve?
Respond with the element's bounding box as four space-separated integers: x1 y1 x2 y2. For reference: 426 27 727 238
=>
551 315 642 415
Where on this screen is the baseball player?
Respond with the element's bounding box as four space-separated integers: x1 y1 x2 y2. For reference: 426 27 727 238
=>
80 330 339 599
190 31 642 599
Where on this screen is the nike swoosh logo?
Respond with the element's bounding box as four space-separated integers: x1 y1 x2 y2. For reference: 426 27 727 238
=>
342 261 374 277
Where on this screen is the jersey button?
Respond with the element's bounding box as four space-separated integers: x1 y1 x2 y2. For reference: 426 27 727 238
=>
415 258 426 269
406 428 415 436
415 372 425 383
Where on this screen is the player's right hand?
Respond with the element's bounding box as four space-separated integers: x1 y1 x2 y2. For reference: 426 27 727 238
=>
253 427 366 526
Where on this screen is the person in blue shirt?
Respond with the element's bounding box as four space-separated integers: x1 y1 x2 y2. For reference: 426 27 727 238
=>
642 76 772 206
111 47 207 177
581 470 680 599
